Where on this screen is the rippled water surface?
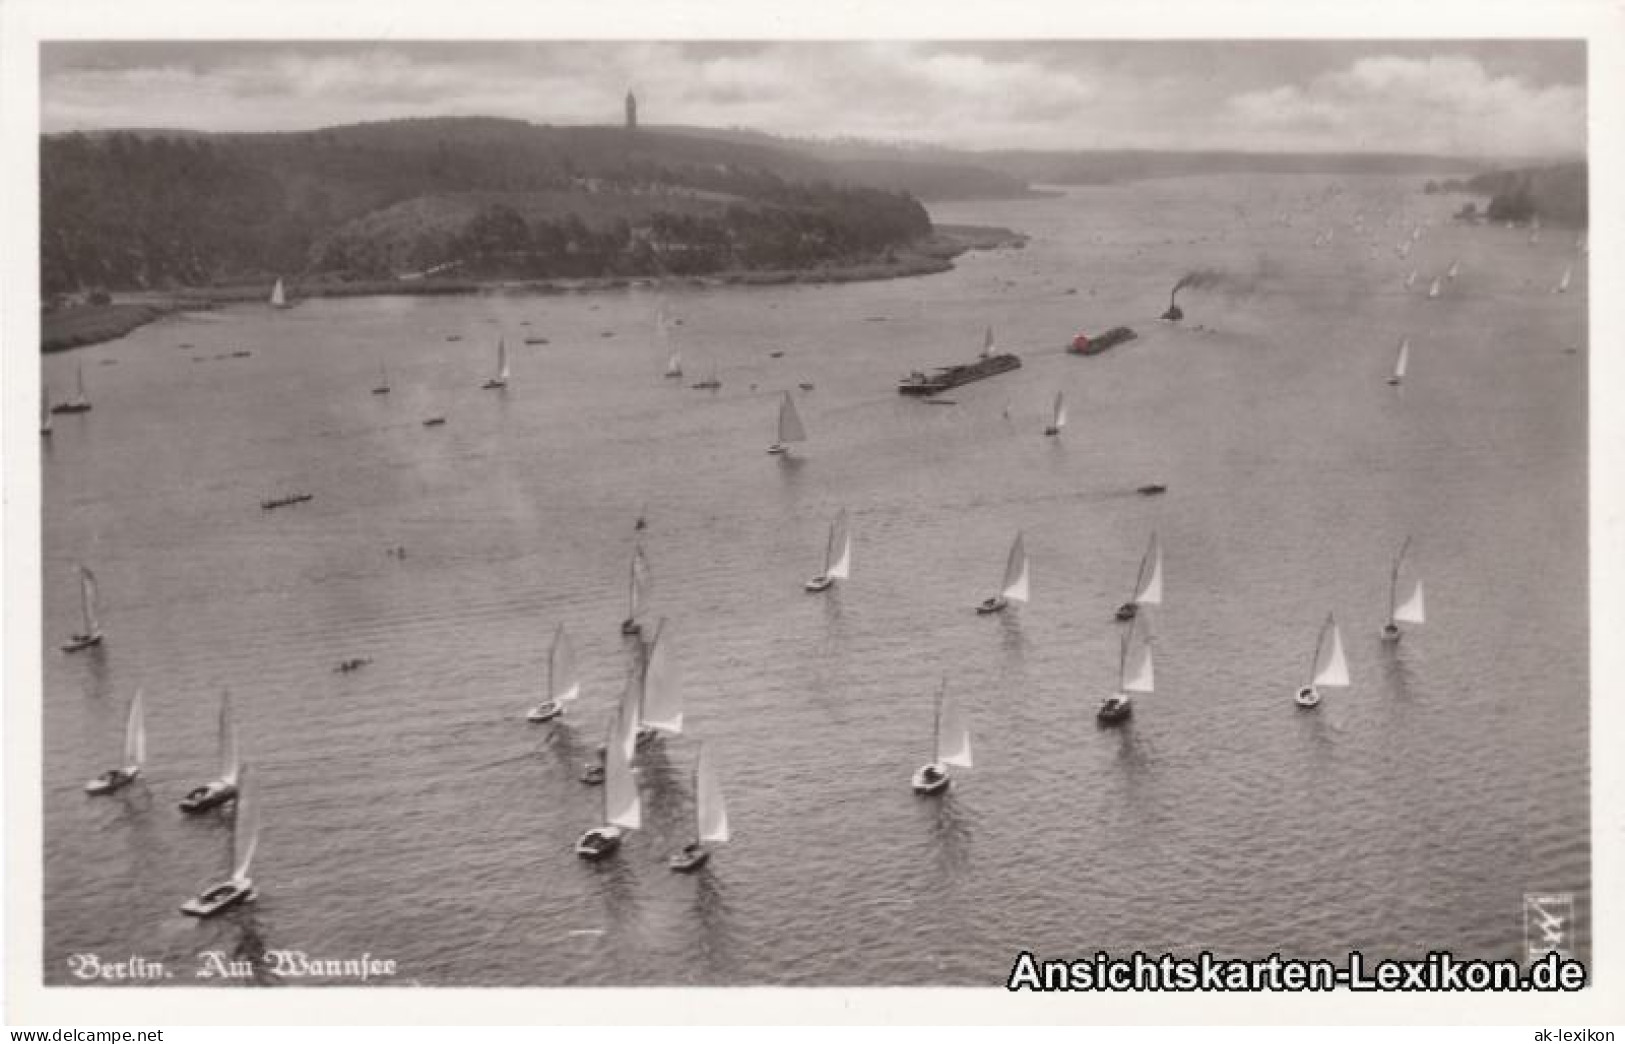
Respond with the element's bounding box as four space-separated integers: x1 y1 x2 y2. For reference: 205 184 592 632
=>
41 176 1589 985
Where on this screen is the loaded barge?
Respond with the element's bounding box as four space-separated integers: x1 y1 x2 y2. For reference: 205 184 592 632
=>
898 352 1022 395
1067 326 1138 356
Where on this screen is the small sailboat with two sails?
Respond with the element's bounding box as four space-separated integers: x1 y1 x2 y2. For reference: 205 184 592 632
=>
1294 613 1349 708
1382 538 1426 642
1098 613 1155 725
179 691 240 813
1114 532 1163 621
481 338 511 390
527 624 580 723
669 743 729 872
180 765 260 917
978 531 1030 615
911 678 972 795
85 689 145 794
804 509 852 592
767 391 807 455
575 709 640 860
62 565 104 653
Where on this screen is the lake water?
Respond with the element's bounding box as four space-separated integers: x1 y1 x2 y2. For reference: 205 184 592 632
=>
40 175 1589 986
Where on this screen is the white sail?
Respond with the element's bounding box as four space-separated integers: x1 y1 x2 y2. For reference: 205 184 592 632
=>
604 711 641 831
123 688 146 769
628 545 650 621
617 659 643 760
1311 615 1350 688
1051 391 1067 431
218 691 240 785
496 338 510 380
826 509 852 580
1446 259 1459 280
1133 532 1163 606
1000 531 1030 604
1120 619 1155 694
640 618 683 734
1394 579 1426 625
231 766 259 881
1394 339 1410 380
1427 278 1441 299
935 683 972 768
981 326 995 359
270 279 286 308
1557 267 1572 293
666 349 683 376
695 744 729 844
548 623 580 703
777 392 807 444
1405 270 1417 289
78 565 100 637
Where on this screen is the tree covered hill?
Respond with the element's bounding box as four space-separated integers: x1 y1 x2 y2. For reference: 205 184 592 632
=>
40 118 934 293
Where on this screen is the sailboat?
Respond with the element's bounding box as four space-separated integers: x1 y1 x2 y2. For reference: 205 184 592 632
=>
40 386 53 436
767 391 807 455
269 278 288 308
371 362 391 395
804 508 852 592
575 709 640 859
1427 277 1442 300
621 543 650 636
690 362 721 390
1382 538 1426 641
180 691 240 813
658 304 683 378
1387 338 1410 386
670 743 729 872
51 364 92 414
481 338 510 389
1295 613 1349 708
61 565 104 652
85 689 145 794
1043 391 1067 437
638 617 683 741
1404 270 1417 290
180 765 260 917
1098 613 1155 724
527 623 581 723
1114 532 1164 621
978 530 1030 614
1554 266 1572 294
911 678 972 794
1446 259 1460 281
980 326 996 360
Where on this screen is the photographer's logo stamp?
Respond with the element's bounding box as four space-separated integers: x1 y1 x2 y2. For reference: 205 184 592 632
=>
1524 892 1574 964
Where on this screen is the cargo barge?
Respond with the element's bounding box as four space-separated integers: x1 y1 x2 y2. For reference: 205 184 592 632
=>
897 352 1022 395
1067 326 1138 356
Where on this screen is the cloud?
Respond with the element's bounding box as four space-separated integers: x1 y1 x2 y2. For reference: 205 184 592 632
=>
1223 55 1585 156
37 42 1585 158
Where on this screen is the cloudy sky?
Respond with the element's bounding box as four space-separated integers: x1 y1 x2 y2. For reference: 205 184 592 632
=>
40 41 1586 158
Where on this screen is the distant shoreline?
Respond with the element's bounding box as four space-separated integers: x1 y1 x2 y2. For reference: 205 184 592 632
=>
40 224 1026 353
